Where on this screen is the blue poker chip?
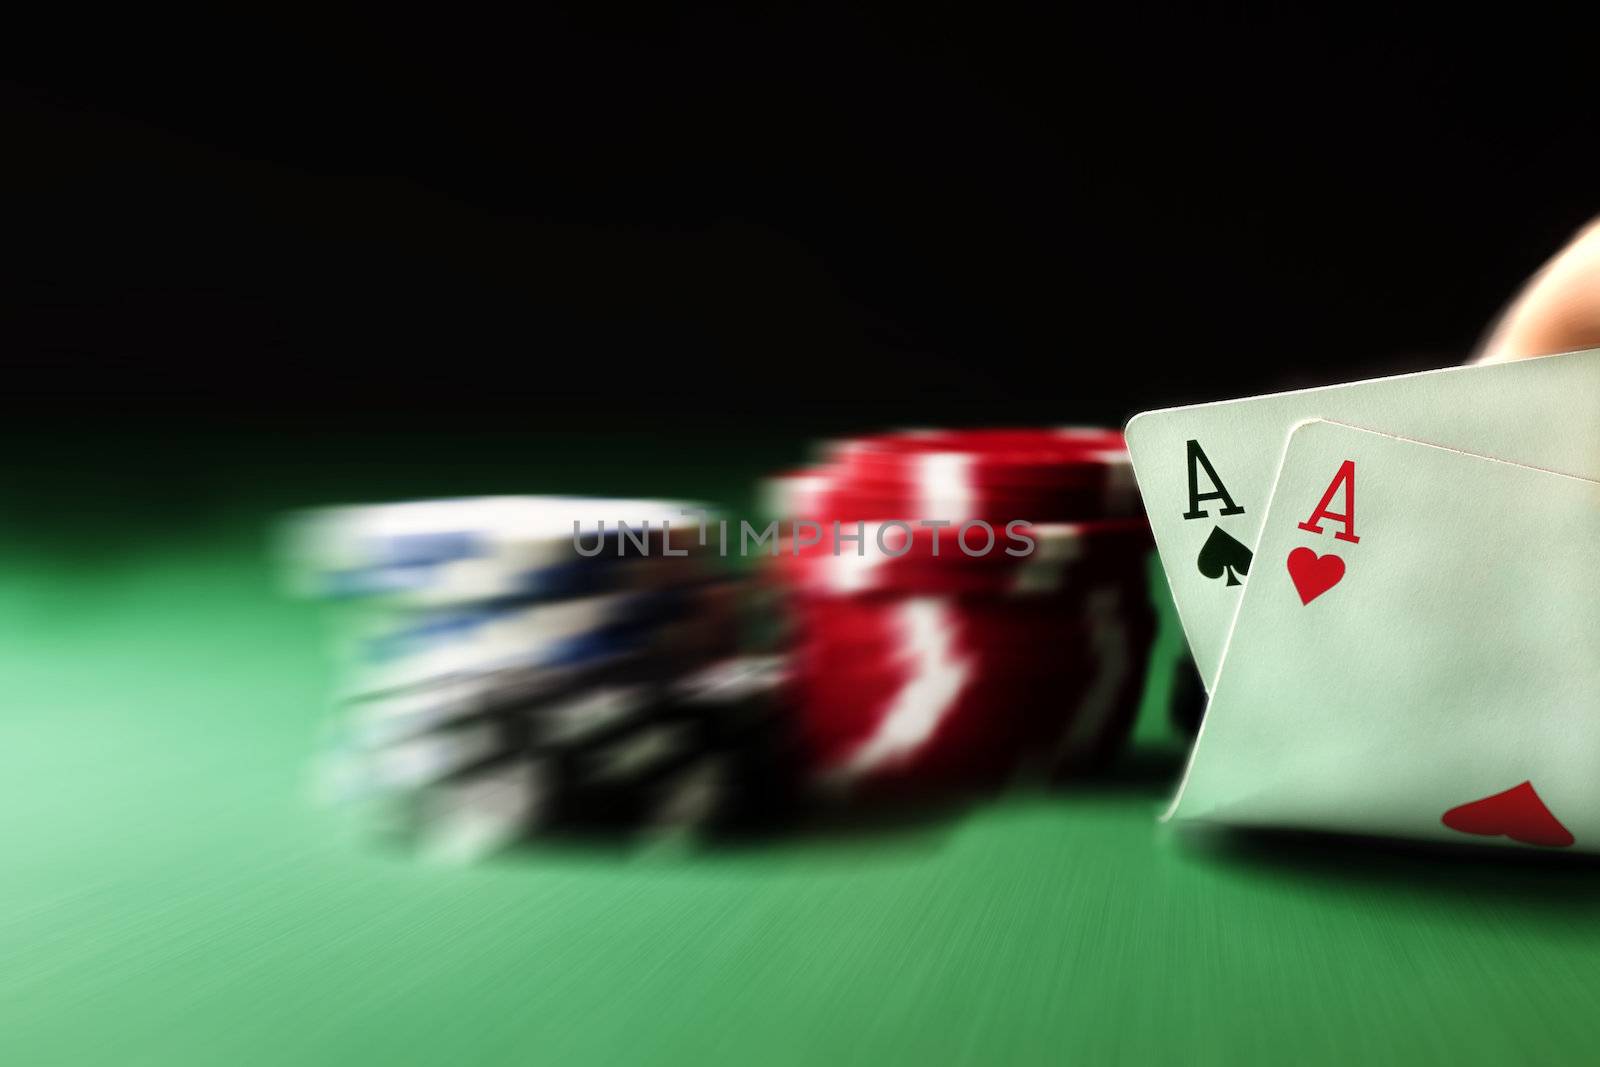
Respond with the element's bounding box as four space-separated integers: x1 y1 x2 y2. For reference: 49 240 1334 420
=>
341 582 738 697
359 587 700 664
285 496 716 606
317 549 644 602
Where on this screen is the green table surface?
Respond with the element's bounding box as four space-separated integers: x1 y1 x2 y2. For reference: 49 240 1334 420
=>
6 428 1599 1065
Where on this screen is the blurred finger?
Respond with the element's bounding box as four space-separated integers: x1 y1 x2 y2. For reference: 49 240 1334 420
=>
1477 216 1600 363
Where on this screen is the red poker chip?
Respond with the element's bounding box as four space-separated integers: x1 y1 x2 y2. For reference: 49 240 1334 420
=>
768 520 1153 599
786 589 1156 788
788 605 1138 672
773 429 1141 524
831 427 1132 486
782 518 1153 559
813 476 1139 525
827 428 1130 473
771 558 1149 603
786 670 1156 786
791 659 1049 785
768 425 1159 790
788 590 1148 643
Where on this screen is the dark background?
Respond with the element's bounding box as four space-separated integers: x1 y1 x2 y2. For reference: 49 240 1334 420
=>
5 9 1597 438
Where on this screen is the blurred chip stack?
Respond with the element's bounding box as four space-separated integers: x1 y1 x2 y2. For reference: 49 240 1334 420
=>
289 497 796 860
765 429 1157 793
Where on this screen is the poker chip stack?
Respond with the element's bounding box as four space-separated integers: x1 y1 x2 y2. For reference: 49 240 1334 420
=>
764 429 1157 793
289 497 797 860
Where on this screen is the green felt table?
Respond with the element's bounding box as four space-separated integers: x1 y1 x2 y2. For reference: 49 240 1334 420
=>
6 426 1598 1066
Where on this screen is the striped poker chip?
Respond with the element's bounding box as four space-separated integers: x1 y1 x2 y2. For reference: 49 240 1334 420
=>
408 759 555 865
817 477 1142 525
763 426 1160 790
790 586 1156 790
811 428 1141 523
346 659 676 749
794 595 1014 789
1037 582 1159 774
341 662 603 748
340 582 740 696
827 428 1131 482
285 495 717 605
364 719 515 790
316 714 525 811
539 655 800 836
771 520 1152 599
669 653 790 708
524 684 667 751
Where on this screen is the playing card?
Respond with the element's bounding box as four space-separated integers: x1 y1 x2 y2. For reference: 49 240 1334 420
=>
1125 347 1600 688
1167 419 1600 851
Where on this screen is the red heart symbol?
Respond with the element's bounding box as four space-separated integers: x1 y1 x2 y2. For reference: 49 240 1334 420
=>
1441 781 1574 848
1285 546 1344 604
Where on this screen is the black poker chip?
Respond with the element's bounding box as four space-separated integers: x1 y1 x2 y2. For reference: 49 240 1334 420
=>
350 655 803 857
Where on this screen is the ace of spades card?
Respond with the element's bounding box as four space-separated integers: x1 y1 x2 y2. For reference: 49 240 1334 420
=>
1125 347 1600 689
1167 420 1600 851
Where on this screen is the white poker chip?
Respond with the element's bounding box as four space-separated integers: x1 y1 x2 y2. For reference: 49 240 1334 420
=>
367 722 507 789
578 721 700 785
528 685 658 748
285 496 716 605
415 761 549 865
673 655 789 705
339 586 728 696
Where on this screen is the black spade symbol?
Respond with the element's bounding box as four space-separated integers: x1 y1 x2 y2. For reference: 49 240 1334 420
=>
1196 526 1252 587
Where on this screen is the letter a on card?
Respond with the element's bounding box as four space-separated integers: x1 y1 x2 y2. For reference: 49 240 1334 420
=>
1297 460 1359 543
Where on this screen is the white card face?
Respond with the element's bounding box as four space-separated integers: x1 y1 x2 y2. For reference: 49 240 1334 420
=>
1168 420 1600 852
1125 348 1600 688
